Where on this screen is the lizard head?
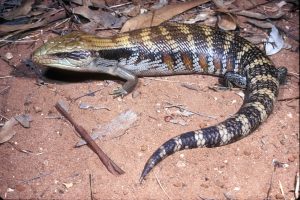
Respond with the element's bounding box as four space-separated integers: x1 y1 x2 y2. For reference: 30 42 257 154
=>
32 32 112 71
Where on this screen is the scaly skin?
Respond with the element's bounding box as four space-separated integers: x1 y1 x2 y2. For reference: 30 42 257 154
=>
32 24 287 182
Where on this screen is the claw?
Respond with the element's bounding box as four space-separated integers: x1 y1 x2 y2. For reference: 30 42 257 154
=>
110 87 128 98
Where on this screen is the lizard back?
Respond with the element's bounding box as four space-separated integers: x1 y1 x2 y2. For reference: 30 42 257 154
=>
32 24 287 182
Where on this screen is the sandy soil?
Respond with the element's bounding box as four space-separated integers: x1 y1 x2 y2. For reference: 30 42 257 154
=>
0 30 299 199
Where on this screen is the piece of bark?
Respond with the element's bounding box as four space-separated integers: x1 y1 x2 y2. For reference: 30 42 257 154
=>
76 109 138 147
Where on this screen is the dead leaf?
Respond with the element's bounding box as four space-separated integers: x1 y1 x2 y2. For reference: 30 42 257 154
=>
0 9 66 37
0 118 18 143
15 114 32 128
76 110 138 146
69 0 106 7
0 21 45 35
79 102 110 111
151 0 169 9
121 0 211 32
235 9 285 20
245 18 273 29
169 118 187 126
63 182 73 189
217 13 237 30
2 0 35 20
73 4 125 31
212 0 225 8
184 9 215 24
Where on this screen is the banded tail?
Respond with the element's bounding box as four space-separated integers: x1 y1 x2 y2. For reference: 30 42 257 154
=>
140 51 287 182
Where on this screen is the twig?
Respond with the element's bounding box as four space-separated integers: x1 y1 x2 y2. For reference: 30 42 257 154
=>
266 160 288 199
8 141 34 155
164 103 217 119
223 192 235 200
0 113 9 121
288 71 300 79
295 172 299 200
0 39 38 43
109 2 132 9
21 171 52 183
266 163 276 199
278 180 286 200
145 77 204 86
198 195 215 200
0 86 10 94
154 173 171 200
278 96 299 101
0 76 12 79
52 17 71 29
55 102 125 176
44 115 63 119
89 174 93 200
72 88 103 101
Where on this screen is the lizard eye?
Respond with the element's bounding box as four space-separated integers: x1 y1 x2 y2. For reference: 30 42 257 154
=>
55 51 91 60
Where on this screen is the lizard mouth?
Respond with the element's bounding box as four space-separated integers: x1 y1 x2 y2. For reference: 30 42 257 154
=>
33 54 75 69
32 49 93 71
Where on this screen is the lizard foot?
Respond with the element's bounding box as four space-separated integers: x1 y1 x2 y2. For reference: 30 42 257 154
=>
110 87 128 98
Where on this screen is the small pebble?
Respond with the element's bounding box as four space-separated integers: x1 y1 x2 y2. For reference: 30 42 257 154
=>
132 91 141 98
275 193 284 199
33 106 42 113
243 150 251 156
214 180 224 188
287 113 293 118
200 183 209 188
5 52 13 60
15 184 26 192
63 182 73 189
140 145 147 151
58 188 65 194
288 154 296 162
164 116 173 122
233 186 240 191
173 182 184 188
198 121 208 128
176 160 186 168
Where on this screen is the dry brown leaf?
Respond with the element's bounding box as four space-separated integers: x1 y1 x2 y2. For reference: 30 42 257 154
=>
217 13 237 30
0 21 45 35
246 18 273 29
121 0 211 32
212 0 224 8
15 114 32 128
76 110 138 146
2 0 35 20
0 118 18 144
0 9 66 36
70 0 106 7
236 10 285 20
73 4 124 31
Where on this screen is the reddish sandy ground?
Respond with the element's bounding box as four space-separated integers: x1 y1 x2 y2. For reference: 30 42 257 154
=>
0 30 299 199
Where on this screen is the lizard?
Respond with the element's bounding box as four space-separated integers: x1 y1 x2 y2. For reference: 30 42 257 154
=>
32 23 287 182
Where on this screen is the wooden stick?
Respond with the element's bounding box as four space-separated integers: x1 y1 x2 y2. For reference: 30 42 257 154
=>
55 102 125 176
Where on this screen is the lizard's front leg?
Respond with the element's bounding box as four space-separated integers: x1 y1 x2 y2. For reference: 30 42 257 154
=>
110 65 138 97
90 58 138 97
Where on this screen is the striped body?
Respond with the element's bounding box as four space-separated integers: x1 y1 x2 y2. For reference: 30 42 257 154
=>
32 24 286 181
